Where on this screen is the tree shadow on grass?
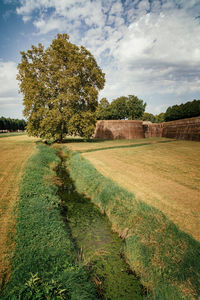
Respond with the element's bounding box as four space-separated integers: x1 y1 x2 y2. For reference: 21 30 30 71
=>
62 137 111 143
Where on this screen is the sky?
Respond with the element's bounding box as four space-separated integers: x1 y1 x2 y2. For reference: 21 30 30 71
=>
0 0 200 119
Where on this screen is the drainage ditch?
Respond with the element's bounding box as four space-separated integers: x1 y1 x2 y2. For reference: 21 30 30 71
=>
56 151 143 299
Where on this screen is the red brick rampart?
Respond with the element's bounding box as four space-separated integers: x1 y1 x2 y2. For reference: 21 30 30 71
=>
143 122 163 138
161 117 200 141
94 120 144 139
93 117 200 141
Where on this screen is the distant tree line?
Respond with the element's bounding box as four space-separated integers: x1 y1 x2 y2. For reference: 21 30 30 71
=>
96 98 200 123
164 100 200 121
0 117 26 131
142 100 200 122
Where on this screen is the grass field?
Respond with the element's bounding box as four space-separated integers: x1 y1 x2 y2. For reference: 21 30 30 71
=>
66 137 200 241
0 132 26 138
0 135 36 289
1 135 199 299
65 140 200 299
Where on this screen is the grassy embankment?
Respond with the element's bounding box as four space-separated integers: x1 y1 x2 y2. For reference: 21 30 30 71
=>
0 135 36 291
2 143 97 299
64 138 200 299
67 137 200 241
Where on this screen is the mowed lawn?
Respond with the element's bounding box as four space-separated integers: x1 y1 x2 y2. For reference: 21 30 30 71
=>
0 135 36 286
67 138 200 241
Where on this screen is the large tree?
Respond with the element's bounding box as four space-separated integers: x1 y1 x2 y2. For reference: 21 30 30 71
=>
126 95 146 120
110 96 129 120
17 34 105 141
110 95 146 120
97 95 146 120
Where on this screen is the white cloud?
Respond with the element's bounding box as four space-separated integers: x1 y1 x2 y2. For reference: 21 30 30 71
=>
0 61 18 97
16 0 56 16
114 11 200 65
22 15 31 22
33 16 66 34
109 8 200 101
0 61 23 118
15 0 200 114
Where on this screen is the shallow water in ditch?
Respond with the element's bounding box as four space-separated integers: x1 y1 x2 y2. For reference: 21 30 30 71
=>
56 153 143 300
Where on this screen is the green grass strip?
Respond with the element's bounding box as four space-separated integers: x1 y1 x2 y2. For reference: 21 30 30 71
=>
2 144 98 300
0 132 26 138
67 150 200 300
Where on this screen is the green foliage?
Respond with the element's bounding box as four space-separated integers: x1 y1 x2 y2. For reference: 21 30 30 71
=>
18 273 68 299
154 112 165 123
2 144 98 299
110 96 129 120
165 100 200 121
68 111 96 140
67 150 200 300
17 33 105 141
96 98 112 120
142 113 156 123
126 95 146 120
0 116 26 131
96 95 146 120
142 112 165 123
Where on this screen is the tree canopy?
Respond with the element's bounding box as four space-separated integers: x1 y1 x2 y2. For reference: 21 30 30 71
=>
96 95 146 120
96 98 112 120
142 112 156 123
17 33 105 141
126 95 146 120
142 112 165 123
164 100 200 121
155 112 165 123
110 96 129 120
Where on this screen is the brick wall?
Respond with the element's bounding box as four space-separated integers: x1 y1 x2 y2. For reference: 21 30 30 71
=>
93 117 200 141
161 117 200 141
143 122 163 138
94 120 144 139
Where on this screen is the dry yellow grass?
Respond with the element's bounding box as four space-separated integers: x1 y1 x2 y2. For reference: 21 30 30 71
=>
0 135 37 287
67 138 200 241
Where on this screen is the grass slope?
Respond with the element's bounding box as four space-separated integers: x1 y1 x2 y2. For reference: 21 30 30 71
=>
0 135 36 291
69 138 200 241
67 149 200 300
2 144 97 300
